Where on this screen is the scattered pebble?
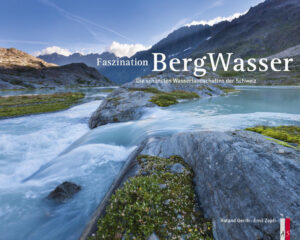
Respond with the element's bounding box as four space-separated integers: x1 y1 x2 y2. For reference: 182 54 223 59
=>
141 171 149 176
158 184 167 189
278 148 285 154
167 163 185 174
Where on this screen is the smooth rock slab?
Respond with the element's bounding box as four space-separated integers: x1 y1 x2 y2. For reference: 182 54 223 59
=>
141 131 300 240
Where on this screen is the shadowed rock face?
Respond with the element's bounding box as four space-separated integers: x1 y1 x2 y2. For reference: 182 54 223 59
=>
140 131 300 240
47 181 81 203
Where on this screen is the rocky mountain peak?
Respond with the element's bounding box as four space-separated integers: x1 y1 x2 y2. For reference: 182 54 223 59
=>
0 47 56 69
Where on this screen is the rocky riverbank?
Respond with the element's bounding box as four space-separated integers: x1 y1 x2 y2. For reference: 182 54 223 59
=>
0 92 85 118
91 155 213 239
89 75 236 128
85 78 299 239
83 128 300 240
141 130 300 239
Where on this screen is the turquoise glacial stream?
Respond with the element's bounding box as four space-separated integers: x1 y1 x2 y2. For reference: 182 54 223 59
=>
0 86 299 240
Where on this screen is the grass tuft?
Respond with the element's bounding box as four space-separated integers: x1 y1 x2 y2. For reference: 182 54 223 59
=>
129 87 199 107
0 92 84 118
150 90 199 107
246 125 300 149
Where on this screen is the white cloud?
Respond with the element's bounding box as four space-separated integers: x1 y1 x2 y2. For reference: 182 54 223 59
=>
185 11 247 27
106 41 151 58
32 46 72 56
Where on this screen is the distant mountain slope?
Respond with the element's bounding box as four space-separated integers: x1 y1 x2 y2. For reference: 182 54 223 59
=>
38 0 300 84
40 51 117 67
0 48 113 89
191 0 300 58
38 24 222 83
266 44 300 59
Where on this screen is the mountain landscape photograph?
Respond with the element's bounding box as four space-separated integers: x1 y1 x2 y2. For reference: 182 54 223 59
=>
0 0 299 240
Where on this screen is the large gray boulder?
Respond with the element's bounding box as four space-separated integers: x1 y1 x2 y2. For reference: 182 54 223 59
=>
141 131 300 240
89 88 155 128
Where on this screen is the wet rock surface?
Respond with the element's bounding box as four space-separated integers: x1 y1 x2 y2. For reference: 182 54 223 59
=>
47 181 81 203
89 76 234 128
89 87 155 128
141 130 300 240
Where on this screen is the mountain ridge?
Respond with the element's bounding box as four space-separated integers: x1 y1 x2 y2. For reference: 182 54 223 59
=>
38 0 300 84
0 48 113 89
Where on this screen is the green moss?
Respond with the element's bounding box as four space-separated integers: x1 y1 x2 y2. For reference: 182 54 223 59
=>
129 87 199 107
222 89 239 93
0 92 84 118
265 138 297 149
101 89 114 93
246 125 300 149
214 85 239 93
218 70 242 77
128 87 162 94
168 91 199 100
91 155 212 240
197 86 212 92
113 117 119 122
150 91 199 107
150 93 178 107
107 97 122 106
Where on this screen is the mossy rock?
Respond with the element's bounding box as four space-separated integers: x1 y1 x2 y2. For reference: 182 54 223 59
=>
91 155 212 240
214 85 239 93
218 70 242 77
128 87 199 107
150 90 199 107
150 93 178 107
101 89 114 93
107 97 122 106
246 125 300 149
128 87 162 94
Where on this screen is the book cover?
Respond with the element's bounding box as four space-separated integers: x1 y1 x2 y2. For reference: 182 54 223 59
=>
0 0 299 239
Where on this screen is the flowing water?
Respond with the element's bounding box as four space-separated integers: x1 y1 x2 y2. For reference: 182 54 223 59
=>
0 86 299 240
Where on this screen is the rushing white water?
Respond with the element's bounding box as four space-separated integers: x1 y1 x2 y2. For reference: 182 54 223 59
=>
0 87 299 240
0 90 136 240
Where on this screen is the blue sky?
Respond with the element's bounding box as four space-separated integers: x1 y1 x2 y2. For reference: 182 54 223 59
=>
0 0 263 56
